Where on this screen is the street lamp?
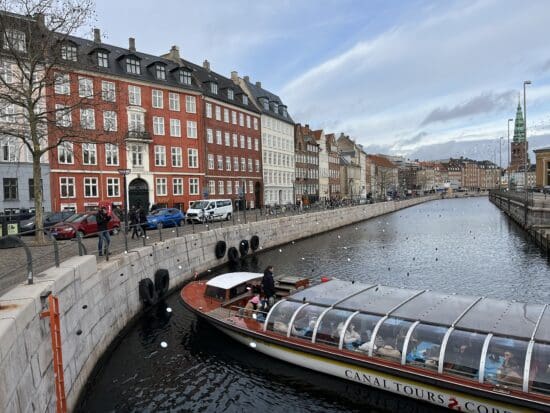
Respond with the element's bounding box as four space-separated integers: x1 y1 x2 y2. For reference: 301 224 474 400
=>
507 118 513 190
118 168 131 245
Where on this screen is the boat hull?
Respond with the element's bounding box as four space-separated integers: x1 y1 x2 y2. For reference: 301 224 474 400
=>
215 325 534 413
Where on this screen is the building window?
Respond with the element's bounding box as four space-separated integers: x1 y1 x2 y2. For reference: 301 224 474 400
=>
78 77 93 98
3 178 17 200
255 159 260 172
186 120 197 138
97 51 109 67
171 147 182 167
131 145 143 167
173 178 183 195
249 180 253 194
189 178 199 195
82 143 97 165
84 177 98 198
55 104 71 127
247 136 252 150
169 92 180 111
154 145 166 166
217 155 223 170
0 61 14 84
205 103 212 118
243 95 248 105
248 158 253 172
210 82 218 94
225 156 231 171
208 180 216 196
101 81 115 102
28 178 42 200
216 130 222 145
206 128 213 143
103 111 117 131
105 144 119 166
239 113 244 127
246 115 251 128
232 111 237 124
240 135 245 148
61 44 77 61
227 89 234 100
180 70 192 85
128 111 144 132
233 157 239 171
152 89 163 108
58 142 73 164
126 57 141 74
185 96 196 113
208 154 214 169
156 178 167 196
226 180 232 194
54 73 70 95
241 158 246 171
215 106 221 121
218 180 224 195
128 85 141 105
80 108 95 129
153 116 165 135
4 29 26 52
107 177 120 197
156 65 166 80
188 148 198 168
170 119 181 137
254 118 258 130
59 177 75 198
232 134 238 147
224 132 230 146
223 108 229 123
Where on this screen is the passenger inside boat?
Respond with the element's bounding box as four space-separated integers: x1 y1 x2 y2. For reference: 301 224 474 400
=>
343 324 361 349
291 310 317 338
530 343 550 395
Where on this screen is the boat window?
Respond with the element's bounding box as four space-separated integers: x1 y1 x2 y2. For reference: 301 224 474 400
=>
373 318 413 362
228 283 248 300
266 301 302 335
405 324 448 370
483 336 528 389
443 329 485 380
315 309 354 347
345 313 382 353
205 285 225 301
289 304 326 341
529 342 550 396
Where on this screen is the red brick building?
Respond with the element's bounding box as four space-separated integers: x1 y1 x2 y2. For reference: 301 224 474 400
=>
48 34 205 213
294 124 319 204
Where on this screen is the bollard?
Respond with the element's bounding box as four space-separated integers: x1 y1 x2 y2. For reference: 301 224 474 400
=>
192 220 195 234
175 222 179 237
77 233 85 256
52 237 60 267
123 227 128 253
158 223 163 241
105 243 110 261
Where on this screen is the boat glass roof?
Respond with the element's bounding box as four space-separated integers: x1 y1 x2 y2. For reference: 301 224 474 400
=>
535 306 550 342
337 285 422 315
288 280 368 306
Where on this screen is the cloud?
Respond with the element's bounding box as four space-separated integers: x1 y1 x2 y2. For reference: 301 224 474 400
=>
398 131 429 146
420 91 516 126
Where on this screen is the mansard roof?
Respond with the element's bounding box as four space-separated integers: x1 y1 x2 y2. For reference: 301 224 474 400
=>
243 78 294 124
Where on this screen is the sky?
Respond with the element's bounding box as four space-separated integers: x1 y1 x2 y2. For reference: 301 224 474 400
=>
92 0 550 159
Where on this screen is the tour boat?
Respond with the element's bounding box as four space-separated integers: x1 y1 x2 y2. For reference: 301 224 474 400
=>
181 272 550 412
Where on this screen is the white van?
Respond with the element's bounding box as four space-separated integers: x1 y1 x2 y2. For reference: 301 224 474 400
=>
186 199 233 223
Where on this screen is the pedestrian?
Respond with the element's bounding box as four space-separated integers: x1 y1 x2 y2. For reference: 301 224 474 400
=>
130 206 140 239
261 265 276 308
96 206 111 256
139 206 148 238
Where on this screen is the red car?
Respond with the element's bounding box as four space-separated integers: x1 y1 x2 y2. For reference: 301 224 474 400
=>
50 212 120 239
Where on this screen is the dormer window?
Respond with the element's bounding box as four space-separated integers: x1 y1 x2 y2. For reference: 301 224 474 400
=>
272 103 278 112
61 44 78 61
126 57 140 74
242 95 248 105
179 69 192 85
261 98 268 110
4 29 26 52
210 82 218 94
227 89 234 100
97 51 109 67
155 65 166 80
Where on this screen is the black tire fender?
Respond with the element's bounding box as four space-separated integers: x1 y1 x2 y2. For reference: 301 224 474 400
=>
215 240 227 259
239 239 250 256
154 269 170 297
250 235 260 251
227 247 239 263
139 278 157 306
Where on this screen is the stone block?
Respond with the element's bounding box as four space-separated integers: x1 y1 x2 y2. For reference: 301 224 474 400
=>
22 316 43 360
59 255 97 282
0 318 16 362
0 297 37 337
34 265 74 292
15 365 35 412
29 353 41 389
36 336 52 376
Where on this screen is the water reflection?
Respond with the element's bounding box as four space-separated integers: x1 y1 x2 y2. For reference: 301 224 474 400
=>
79 198 550 412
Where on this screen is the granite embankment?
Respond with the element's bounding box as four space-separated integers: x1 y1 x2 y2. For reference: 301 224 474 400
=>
0 195 437 412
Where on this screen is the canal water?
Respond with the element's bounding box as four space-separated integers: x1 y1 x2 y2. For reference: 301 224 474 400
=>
78 197 550 412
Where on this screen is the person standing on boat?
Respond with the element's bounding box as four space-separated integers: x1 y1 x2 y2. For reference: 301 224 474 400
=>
262 265 276 307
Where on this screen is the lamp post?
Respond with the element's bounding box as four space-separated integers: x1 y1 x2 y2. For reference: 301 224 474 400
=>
507 118 513 190
118 168 131 249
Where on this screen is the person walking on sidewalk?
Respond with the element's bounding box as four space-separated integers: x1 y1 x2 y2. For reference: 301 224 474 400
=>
96 207 111 256
138 206 148 238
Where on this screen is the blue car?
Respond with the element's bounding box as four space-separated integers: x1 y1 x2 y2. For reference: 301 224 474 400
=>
146 208 185 229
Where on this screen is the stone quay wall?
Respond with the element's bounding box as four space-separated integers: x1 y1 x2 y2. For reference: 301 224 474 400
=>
0 195 437 412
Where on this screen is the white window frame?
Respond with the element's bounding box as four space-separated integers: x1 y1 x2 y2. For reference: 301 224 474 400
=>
128 85 141 106
231 111 237 124
82 143 97 165
58 142 74 164
226 156 231 171
154 145 166 166
84 177 98 198
216 130 222 145
78 77 93 98
152 89 163 108
218 180 224 195
54 73 70 95
208 154 214 170
101 81 116 102
173 178 184 195
103 111 117 132
105 143 119 166
170 119 181 137
171 147 182 167
215 106 221 121
223 108 229 123
224 132 230 146
186 120 197 138
59 177 75 198
205 103 212 118
206 128 213 144
107 177 120 197
189 178 199 195
153 116 165 135
169 92 180 111
156 178 167 196
188 148 198 168
185 96 196 113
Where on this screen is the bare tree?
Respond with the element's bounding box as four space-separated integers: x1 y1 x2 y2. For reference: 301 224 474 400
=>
0 0 117 243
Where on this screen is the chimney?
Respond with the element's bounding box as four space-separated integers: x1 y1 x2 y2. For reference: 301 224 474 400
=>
230 71 238 83
244 75 250 82
93 28 101 43
35 13 45 28
305 124 309 129
203 59 210 71
129 37 136 52
166 45 180 63
255 81 262 88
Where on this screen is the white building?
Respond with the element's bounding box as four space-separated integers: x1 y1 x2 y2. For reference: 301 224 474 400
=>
314 129 330 201
234 73 295 206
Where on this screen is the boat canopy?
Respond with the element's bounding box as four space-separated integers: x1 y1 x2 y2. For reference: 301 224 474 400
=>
264 279 550 396
206 272 262 290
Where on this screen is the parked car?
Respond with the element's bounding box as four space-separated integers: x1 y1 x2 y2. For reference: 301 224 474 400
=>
146 208 185 229
20 211 74 235
50 212 120 239
186 199 233 223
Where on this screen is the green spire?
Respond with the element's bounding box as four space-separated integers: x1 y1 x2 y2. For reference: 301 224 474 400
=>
513 100 525 143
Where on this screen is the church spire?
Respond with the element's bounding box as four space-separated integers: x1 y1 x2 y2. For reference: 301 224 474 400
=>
513 100 525 143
